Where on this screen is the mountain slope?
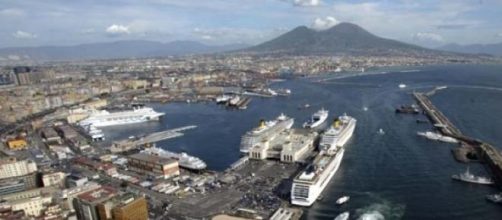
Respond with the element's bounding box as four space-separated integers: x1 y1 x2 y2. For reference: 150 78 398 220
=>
438 43 502 57
0 40 249 62
243 22 439 56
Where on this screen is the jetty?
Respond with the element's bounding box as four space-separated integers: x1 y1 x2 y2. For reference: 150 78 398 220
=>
110 125 197 152
413 89 502 188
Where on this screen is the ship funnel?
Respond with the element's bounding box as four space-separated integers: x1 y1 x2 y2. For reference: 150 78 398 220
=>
333 118 341 128
259 119 266 128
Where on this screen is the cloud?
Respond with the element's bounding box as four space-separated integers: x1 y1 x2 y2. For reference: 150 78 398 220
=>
435 24 469 30
105 24 130 35
311 16 338 30
293 0 321 7
413 32 444 42
0 8 25 17
12 30 37 39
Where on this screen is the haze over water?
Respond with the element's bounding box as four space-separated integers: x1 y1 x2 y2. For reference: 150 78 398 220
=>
101 64 502 220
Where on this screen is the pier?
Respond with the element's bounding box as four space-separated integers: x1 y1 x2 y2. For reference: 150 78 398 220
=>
413 90 502 188
111 125 197 152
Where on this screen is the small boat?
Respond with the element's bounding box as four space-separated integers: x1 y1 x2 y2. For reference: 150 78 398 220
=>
363 106 368 111
452 166 494 185
395 105 420 114
486 193 502 203
336 196 350 205
299 103 311 109
334 212 349 220
377 128 385 135
416 119 428 124
399 83 407 88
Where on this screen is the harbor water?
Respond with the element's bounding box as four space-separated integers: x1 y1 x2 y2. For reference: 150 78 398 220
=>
101 64 502 220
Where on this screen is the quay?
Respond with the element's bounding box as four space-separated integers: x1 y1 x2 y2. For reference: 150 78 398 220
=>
111 125 197 152
413 90 502 187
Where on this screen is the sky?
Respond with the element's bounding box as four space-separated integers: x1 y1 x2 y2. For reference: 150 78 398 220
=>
1 0 502 48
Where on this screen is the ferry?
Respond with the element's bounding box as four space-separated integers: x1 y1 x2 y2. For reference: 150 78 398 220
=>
79 105 164 127
417 131 458 143
142 146 207 170
240 113 294 153
303 108 329 129
291 114 356 206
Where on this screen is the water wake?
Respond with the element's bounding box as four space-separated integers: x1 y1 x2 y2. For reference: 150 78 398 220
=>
355 200 406 220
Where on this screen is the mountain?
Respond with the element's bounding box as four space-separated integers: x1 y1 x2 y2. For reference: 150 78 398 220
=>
438 43 502 57
0 40 249 62
242 22 442 56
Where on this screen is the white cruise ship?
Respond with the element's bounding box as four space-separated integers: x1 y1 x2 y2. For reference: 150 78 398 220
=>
79 106 164 128
291 114 356 206
319 114 357 150
303 108 329 129
240 113 294 153
142 147 207 170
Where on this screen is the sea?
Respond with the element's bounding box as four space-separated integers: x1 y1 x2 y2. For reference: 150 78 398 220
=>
100 64 502 220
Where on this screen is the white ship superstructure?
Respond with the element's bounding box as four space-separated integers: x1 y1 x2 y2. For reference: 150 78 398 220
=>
291 113 356 206
319 114 357 151
79 106 164 128
142 147 207 170
303 108 329 129
240 113 294 153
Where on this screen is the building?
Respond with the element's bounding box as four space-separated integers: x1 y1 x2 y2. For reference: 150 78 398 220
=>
8 195 53 217
0 69 16 87
0 173 39 196
42 172 66 187
248 129 316 163
128 153 179 179
0 180 26 196
84 98 107 110
40 127 62 143
61 182 101 212
0 157 37 179
0 186 58 217
270 208 302 220
73 186 117 220
56 125 79 139
6 139 28 150
98 193 148 220
66 174 89 188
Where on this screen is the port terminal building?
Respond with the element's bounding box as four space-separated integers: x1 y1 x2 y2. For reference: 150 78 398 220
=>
248 129 317 163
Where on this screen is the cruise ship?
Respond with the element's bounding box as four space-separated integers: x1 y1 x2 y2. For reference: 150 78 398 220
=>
240 113 294 153
291 114 356 206
79 106 164 128
142 146 207 170
319 114 357 149
303 108 329 129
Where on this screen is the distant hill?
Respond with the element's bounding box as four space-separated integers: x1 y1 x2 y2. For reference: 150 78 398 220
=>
0 40 249 62
438 43 502 57
241 22 445 56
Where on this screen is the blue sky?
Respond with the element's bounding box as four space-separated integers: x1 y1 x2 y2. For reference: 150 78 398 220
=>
1 0 501 48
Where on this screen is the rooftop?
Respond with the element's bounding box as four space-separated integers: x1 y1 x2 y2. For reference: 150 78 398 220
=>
128 153 177 165
77 186 117 203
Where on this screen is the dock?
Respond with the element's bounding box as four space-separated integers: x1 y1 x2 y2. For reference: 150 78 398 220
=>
413 90 502 188
111 125 197 152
